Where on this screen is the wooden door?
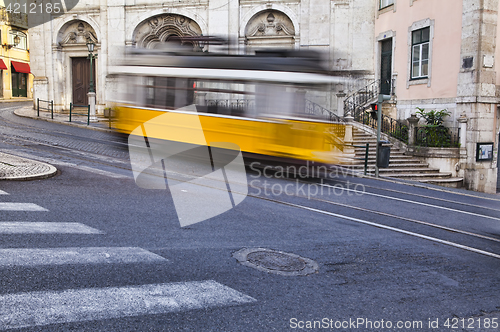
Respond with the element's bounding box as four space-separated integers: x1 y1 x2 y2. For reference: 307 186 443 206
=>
72 57 95 105
11 71 27 97
380 39 392 95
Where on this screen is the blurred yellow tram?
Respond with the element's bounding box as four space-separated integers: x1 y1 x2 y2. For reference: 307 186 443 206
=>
110 48 346 165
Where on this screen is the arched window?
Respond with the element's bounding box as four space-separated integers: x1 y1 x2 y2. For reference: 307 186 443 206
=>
9 30 27 50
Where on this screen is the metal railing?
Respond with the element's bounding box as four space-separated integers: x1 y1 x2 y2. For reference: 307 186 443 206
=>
305 99 345 123
344 79 396 119
415 127 460 148
69 103 90 125
37 98 53 119
355 109 409 143
353 143 370 175
344 79 380 118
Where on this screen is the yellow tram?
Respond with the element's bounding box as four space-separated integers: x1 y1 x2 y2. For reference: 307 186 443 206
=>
110 48 346 165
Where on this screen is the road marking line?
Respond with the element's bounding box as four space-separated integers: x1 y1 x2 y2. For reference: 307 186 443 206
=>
256 195 500 260
321 183 500 222
0 190 8 195
0 222 104 234
0 203 48 211
0 280 256 330
0 247 167 266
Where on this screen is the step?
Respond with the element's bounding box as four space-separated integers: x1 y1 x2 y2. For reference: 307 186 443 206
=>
351 163 430 169
419 177 464 188
378 168 440 173
381 172 452 179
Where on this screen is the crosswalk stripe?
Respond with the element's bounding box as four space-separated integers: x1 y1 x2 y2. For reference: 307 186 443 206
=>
0 280 256 329
0 203 48 211
0 222 104 234
0 247 166 267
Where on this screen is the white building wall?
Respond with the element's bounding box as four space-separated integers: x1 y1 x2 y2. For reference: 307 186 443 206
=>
29 0 374 113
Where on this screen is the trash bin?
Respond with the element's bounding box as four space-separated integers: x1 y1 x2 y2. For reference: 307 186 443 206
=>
377 140 391 168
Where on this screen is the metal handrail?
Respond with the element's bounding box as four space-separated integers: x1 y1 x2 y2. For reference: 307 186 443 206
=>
355 108 409 144
37 98 54 119
353 143 370 175
305 99 345 123
344 78 396 119
69 103 90 125
343 79 380 118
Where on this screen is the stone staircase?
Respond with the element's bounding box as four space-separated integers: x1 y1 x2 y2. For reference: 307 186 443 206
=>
350 127 463 188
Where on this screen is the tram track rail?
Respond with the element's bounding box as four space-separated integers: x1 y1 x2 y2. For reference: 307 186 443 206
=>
2 107 500 260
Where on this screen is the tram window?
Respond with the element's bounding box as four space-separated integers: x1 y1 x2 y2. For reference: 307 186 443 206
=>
194 80 255 118
143 77 196 109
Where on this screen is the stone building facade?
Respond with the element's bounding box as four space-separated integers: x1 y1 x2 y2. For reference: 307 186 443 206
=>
29 0 374 115
375 0 500 193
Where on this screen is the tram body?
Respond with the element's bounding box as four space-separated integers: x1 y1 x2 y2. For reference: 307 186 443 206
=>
110 49 346 165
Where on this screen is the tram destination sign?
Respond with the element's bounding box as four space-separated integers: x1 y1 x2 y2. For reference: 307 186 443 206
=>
3 0 80 29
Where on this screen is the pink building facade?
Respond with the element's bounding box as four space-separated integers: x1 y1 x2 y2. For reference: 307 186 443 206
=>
374 0 500 193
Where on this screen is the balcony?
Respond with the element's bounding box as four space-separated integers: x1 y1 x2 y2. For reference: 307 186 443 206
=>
0 7 28 29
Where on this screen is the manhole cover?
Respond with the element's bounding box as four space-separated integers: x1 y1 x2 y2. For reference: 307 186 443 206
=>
233 248 318 276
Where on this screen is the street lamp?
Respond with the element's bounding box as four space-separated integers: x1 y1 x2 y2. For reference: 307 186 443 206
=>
86 38 96 93
86 38 98 121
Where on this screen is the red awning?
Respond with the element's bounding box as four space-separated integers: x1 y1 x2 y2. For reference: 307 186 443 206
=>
0 59 7 70
11 61 30 73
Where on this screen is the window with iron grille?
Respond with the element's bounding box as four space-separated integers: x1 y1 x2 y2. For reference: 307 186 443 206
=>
411 27 430 79
380 0 394 9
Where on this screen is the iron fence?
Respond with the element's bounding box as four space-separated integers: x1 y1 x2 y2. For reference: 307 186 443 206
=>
415 126 460 148
355 110 408 143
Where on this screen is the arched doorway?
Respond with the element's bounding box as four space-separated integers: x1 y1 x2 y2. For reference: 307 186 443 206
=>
133 14 203 50
245 10 295 52
57 21 98 105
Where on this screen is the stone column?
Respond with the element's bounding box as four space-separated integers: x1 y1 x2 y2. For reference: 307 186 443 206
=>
343 115 355 158
336 91 346 118
456 0 499 193
407 114 419 146
88 92 97 122
457 113 468 148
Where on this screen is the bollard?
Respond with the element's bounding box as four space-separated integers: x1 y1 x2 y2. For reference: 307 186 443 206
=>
364 143 369 175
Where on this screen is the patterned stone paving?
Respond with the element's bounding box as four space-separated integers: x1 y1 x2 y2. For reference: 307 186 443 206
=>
0 152 56 180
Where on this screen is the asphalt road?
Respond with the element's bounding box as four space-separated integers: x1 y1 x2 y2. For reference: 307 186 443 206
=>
0 102 499 331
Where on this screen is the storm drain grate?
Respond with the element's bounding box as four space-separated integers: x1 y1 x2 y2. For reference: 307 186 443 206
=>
233 248 318 276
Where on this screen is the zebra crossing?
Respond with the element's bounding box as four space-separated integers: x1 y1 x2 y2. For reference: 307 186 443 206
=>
0 190 256 330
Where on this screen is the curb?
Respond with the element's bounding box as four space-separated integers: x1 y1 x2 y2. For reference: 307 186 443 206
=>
0 153 58 181
13 108 115 134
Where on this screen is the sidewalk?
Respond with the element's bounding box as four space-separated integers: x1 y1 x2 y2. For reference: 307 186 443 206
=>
0 106 115 181
14 106 114 133
0 152 57 180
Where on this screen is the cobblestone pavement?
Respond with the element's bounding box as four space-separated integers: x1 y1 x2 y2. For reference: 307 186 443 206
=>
2 105 129 161
0 151 57 180
0 103 131 180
